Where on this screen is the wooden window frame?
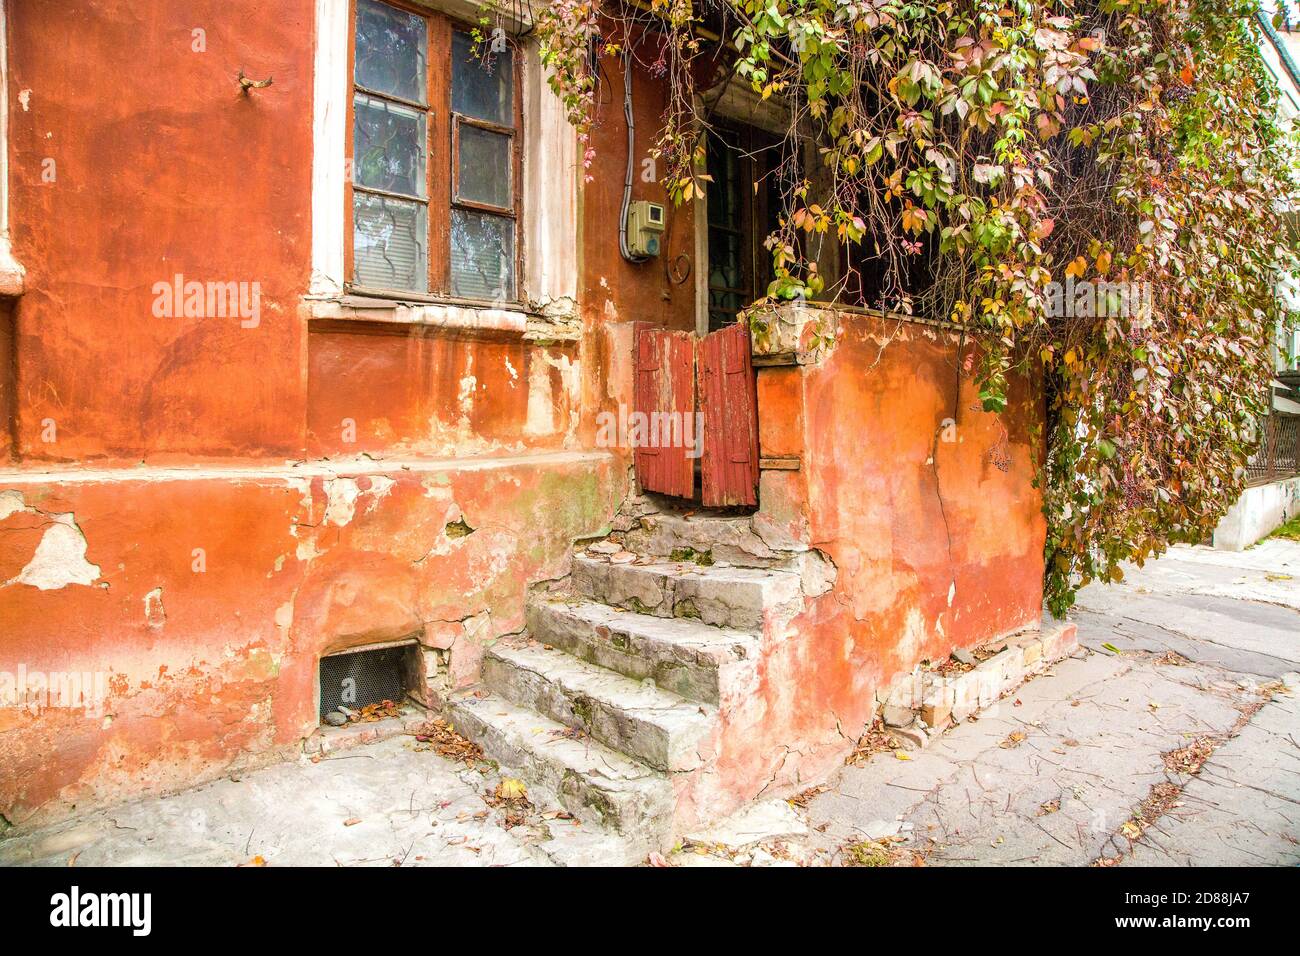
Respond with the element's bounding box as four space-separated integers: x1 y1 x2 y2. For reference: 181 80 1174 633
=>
345 0 524 306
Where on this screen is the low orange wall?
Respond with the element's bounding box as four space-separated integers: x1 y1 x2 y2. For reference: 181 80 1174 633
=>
715 311 1046 797
0 453 619 827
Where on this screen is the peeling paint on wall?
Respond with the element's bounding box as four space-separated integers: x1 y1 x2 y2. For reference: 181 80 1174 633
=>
143 587 166 628
2 494 101 591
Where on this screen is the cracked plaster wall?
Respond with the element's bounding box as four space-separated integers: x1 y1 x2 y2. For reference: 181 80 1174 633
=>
0 456 620 828
740 311 1047 793
0 0 667 829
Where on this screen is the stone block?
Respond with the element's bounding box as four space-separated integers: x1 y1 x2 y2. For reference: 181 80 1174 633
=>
882 704 915 728
920 700 952 731
885 669 925 711
998 647 1026 694
1040 623 1078 661
973 659 1005 708
1019 638 1043 667
888 725 928 750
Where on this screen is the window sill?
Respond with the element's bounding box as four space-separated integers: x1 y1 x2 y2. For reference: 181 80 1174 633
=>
305 290 579 342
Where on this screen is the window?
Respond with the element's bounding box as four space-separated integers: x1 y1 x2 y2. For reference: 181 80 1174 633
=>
350 0 520 301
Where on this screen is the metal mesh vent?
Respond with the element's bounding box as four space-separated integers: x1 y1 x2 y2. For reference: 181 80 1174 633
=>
319 645 409 719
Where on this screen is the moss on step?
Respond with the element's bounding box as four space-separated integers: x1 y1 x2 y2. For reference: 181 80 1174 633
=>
673 598 701 620
670 547 715 566
623 596 654 615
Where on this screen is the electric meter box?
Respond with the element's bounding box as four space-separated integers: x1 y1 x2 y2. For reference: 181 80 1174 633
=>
626 201 666 257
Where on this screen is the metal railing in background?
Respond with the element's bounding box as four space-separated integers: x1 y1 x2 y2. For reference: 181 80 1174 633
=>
1247 412 1300 486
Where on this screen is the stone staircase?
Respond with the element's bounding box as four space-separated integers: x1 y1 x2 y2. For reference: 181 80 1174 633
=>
446 537 807 865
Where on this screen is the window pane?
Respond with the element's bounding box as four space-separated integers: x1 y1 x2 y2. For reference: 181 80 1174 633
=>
450 209 515 301
354 193 428 293
709 228 744 291
355 0 427 105
707 137 741 229
452 31 512 125
354 94 426 198
456 125 512 208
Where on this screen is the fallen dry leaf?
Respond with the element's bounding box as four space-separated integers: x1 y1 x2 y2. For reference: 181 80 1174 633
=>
496 778 528 801
411 718 488 769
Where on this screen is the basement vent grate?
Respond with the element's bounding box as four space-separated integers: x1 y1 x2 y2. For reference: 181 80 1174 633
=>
319 645 410 720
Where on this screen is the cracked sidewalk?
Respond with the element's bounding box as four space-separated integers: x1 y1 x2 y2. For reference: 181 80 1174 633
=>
676 540 1300 867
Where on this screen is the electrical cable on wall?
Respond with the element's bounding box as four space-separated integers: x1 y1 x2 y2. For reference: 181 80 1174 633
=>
620 45 650 264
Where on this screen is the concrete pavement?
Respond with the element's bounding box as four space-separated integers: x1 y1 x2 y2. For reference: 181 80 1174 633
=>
684 541 1300 866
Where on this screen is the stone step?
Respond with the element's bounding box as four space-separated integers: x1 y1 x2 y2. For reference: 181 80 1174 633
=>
620 512 789 567
482 641 717 773
572 554 802 631
527 599 759 704
445 691 674 859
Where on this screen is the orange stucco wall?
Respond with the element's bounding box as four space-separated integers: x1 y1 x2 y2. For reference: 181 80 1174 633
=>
7 0 313 463
712 311 1047 800
0 1 645 827
578 21 699 449
0 457 618 824
801 318 1046 668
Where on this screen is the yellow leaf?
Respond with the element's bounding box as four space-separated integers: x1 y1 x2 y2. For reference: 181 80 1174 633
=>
498 778 528 800
1064 255 1088 279
894 751 912 761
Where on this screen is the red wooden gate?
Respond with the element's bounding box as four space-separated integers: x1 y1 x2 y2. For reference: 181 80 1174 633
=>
632 322 759 507
633 324 696 499
699 322 760 507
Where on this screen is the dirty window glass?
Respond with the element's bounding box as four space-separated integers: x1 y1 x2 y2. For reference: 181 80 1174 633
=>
353 94 426 198
455 125 511 208
354 0 427 105
452 30 512 125
450 209 515 301
354 193 429 293
351 8 519 300
449 29 517 300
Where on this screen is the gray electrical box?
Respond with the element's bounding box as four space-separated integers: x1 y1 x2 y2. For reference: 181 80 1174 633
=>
626 201 666 257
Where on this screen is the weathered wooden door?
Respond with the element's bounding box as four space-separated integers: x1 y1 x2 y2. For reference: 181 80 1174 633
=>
699 322 760 507
633 324 696 499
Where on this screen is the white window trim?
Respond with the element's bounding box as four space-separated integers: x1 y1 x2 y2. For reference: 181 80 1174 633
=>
0 0 25 296
309 0 578 335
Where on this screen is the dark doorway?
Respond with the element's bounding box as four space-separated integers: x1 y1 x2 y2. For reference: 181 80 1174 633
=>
705 122 786 332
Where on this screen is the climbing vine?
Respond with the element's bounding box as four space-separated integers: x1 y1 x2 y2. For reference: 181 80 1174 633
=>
484 0 1300 613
